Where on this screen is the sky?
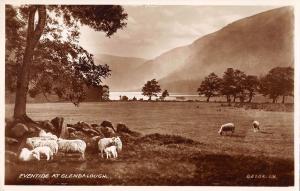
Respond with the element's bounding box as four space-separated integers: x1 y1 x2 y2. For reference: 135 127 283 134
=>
78 6 278 60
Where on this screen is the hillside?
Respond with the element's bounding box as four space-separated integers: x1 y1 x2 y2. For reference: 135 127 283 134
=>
94 54 148 91
158 7 294 92
102 7 293 93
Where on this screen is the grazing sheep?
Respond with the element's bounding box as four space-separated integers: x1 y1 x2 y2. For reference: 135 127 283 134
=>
39 130 58 140
218 123 235 135
112 136 122 152
26 137 58 154
18 148 39 161
32 146 54 161
98 137 115 158
253 120 260 132
57 138 86 159
104 145 118 159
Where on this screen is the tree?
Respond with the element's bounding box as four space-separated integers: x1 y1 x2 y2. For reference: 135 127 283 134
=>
220 68 247 103
197 73 222 102
160 90 169 101
99 85 110 101
142 79 161 100
232 69 247 103
121 95 129 101
243 75 259 103
220 68 235 103
259 67 294 103
6 5 127 120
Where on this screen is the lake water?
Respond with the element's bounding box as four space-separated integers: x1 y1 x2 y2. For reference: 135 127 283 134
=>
109 92 200 101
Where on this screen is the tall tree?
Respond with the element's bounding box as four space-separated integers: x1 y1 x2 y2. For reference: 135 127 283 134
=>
259 67 294 103
243 75 259 103
220 68 247 103
233 69 247 103
160 89 169 101
6 5 127 120
220 68 235 103
142 79 161 100
197 73 222 102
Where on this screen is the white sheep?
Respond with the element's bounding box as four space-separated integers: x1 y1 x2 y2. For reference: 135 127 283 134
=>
218 123 235 135
26 137 58 154
57 138 86 159
253 120 260 132
98 137 115 158
32 146 54 160
39 130 58 140
104 145 118 159
113 136 122 152
18 148 39 161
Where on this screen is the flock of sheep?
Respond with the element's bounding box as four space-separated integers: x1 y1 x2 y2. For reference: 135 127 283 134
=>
18 120 260 161
218 120 260 135
18 129 122 162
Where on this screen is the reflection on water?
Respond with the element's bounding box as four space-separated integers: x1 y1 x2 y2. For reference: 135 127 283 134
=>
109 92 200 101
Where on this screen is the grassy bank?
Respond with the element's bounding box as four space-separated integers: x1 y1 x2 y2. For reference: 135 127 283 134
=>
5 102 294 185
6 133 293 186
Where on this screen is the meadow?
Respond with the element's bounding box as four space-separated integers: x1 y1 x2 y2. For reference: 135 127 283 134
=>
5 102 294 186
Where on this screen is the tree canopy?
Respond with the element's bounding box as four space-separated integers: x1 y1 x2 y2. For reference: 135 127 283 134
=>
5 5 127 118
198 67 292 103
142 79 161 100
259 67 294 103
161 90 170 100
197 72 222 102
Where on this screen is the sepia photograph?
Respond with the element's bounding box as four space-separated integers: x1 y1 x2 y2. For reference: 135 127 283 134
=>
2 1 297 189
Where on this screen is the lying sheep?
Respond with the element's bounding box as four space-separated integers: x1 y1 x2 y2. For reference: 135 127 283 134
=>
19 148 39 161
31 146 54 161
218 123 235 136
39 130 58 140
26 137 58 154
57 138 86 159
98 137 115 158
253 120 260 132
104 145 118 159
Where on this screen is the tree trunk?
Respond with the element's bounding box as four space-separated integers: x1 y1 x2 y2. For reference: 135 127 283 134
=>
13 6 46 119
248 92 253 103
240 96 244 103
272 98 276 103
282 95 285 104
226 95 231 103
149 96 152 101
206 96 210 102
233 95 236 103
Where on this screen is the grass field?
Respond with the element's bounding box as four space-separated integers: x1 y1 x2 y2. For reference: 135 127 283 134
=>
5 102 294 185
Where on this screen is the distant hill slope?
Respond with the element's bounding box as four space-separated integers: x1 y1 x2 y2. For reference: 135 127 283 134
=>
94 54 148 91
158 7 294 92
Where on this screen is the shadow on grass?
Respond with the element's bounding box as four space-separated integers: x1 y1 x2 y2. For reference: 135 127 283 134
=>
260 131 274 134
